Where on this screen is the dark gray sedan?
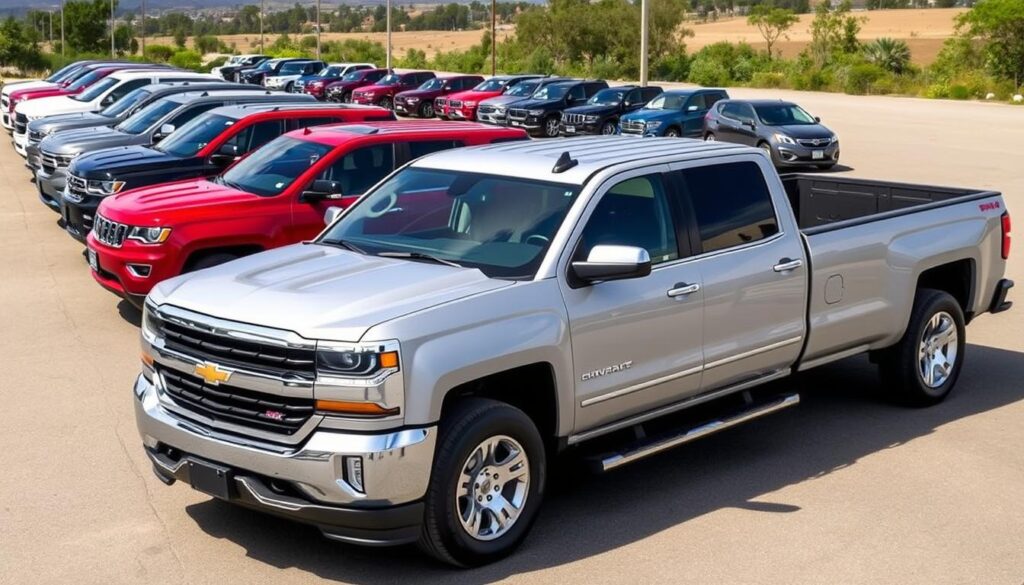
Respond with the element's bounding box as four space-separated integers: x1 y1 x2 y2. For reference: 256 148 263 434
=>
703 99 840 170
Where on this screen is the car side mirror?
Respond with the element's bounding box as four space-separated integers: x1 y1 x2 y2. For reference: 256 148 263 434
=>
571 245 651 285
302 179 344 202
324 206 343 226
743 118 757 129
814 116 821 123
209 144 240 166
154 123 175 141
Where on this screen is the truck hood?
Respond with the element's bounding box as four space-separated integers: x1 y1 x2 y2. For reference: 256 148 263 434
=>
397 88 442 100
2 80 53 96
448 89 500 102
30 112 111 135
511 98 561 110
622 109 676 122
69 144 180 180
40 126 140 155
101 179 251 222
563 103 618 116
18 95 91 118
152 243 514 341
479 95 527 107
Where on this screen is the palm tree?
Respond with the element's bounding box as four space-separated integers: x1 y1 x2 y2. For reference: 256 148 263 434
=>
864 37 911 75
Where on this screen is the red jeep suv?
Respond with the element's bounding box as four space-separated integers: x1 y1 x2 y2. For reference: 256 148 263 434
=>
86 121 527 305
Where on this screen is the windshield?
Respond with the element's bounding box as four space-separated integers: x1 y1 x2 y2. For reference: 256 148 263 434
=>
115 99 179 134
754 104 817 126
73 76 119 102
254 60 275 72
155 113 234 157
377 74 401 86
505 81 538 97
100 88 150 118
418 78 445 91
532 84 569 100
319 168 581 279
49 63 82 83
278 62 306 75
219 136 332 196
588 88 627 106
67 70 103 91
341 70 366 82
320 66 344 77
643 93 686 110
473 79 506 92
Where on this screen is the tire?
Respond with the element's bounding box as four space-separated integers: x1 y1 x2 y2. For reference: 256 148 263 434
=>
878 289 966 407
379 96 393 110
342 92 352 103
543 116 560 138
418 398 546 567
420 102 435 118
664 127 681 138
758 141 777 165
600 120 616 135
285 82 294 93
704 132 716 141
185 252 240 273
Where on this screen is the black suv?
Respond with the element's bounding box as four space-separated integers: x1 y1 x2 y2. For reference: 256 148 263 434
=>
560 85 663 136
219 55 269 82
239 58 307 86
506 79 608 137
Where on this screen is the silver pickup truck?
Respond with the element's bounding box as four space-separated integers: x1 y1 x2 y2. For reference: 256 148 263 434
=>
135 137 1013 566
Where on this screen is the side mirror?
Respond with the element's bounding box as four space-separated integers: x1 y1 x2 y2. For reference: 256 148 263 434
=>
302 179 344 202
743 118 757 129
814 116 821 123
571 245 651 284
154 123 175 141
324 206 343 226
209 144 240 166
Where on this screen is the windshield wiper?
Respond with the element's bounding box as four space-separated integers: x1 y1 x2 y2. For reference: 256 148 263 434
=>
377 251 462 268
320 239 367 255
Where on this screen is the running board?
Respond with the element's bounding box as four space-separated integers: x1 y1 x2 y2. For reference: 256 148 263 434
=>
590 393 800 472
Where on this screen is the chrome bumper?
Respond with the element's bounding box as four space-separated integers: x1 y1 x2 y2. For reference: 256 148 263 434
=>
134 373 437 508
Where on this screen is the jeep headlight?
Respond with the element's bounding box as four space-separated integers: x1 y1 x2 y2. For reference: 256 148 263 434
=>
495 106 507 114
405 96 420 103
584 115 599 123
127 226 171 244
87 179 125 195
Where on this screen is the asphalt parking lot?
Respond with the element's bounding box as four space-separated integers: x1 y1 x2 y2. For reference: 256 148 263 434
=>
1 88 1022 584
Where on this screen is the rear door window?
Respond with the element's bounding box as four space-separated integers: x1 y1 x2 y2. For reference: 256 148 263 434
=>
677 161 779 253
407 139 464 159
167 103 222 130
315 144 395 196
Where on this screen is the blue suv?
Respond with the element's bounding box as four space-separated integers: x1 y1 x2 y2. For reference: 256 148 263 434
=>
619 88 729 137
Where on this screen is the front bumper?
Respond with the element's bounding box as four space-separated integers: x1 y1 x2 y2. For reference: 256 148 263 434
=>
87 233 179 299
560 121 601 136
507 117 542 132
60 192 100 242
351 95 376 105
393 100 420 116
773 141 840 166
25 143 41 172
13 130 28 157
1 111 12 131
448 107 477 121
135 373 435 545
35 166 67 211
476 111 508 125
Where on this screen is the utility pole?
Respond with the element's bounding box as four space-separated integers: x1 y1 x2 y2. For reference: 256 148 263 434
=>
60 0 64 57
110 0 115 57
386 0 392 69
316 0 321 59
639 0 648 87
141 0 146 55
260 0 265 52
48 10 53 45
490 0 495 76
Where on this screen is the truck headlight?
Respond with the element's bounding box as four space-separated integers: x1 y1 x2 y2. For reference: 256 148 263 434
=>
645 120 662 129
584 115 599 123
86 179 125 195
127 226 171 244
141 301 162 343
317 345 399 378
315 342 402 417
774 133 796 145
528 109 544 116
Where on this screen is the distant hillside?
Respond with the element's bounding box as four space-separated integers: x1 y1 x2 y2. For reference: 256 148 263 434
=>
0 0 543 12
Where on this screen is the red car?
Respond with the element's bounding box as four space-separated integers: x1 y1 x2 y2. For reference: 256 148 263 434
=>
86 121 528 305
320 68 390 102
394 74 483 118
350 70 435 110
437 75 543 121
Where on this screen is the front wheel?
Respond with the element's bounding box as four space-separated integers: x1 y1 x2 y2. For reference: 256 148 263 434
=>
379 96 393 110
600 120 617 135
543 116 560 138
285 82 294 93
418 398 546 567
664 127 681 138
878 289 966 406
420 102 435 118
704 132 716 141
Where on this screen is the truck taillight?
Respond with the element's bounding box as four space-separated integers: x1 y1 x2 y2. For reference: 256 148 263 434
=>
1001 212 1011 259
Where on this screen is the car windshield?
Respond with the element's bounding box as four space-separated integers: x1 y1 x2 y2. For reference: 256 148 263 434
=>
115 99 179 135
49 64 82 83
66 70 103 91
321 66 344 77
474 79 506 92
254 60 275 72
155 113 235 157
341 70 366 82
73 76 119 102
318 168 581 279
218 136 332 197
643 93 687 110
532 84 569 100
505 81 538 97
754 104 817 125
378 74 401 86
279 62 306 75
588 88 627 106
418 78 445 91
100 88 150 118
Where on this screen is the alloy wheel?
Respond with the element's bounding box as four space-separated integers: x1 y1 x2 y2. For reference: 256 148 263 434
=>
918 311 958 388
455 435 530 542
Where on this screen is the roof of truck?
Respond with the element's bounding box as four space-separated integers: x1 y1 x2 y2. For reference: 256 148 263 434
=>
291 120 524 144
412 135 756 184
210 102 389 120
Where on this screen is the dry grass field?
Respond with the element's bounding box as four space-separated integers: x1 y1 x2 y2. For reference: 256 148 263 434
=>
147 8 962 65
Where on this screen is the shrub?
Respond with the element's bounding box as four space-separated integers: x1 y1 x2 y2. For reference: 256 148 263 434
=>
751 71 786 88
206 55 229 69
688 57 731 86
194 35 220 55
652 52 690 82
863 37 911 74
839 62 884 94
948 84 970 100
169 50 203 72
144 44 175 63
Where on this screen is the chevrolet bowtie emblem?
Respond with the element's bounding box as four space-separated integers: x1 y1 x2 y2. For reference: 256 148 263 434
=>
194 361 233 385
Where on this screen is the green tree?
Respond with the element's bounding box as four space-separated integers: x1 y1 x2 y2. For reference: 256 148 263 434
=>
807 0 862 66
173 28 187 49
194 34 220 54
747 4 798 59
114 23 134 56
63 0 115 54
0 17 44 71
956 0 1024 86
863 37 911 74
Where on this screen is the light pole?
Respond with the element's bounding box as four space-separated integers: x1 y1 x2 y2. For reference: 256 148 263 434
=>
260 0 265 52
386 0 392 69
141 0 146 55
639 0 648 87
110 0 115 57
316 0 321 59
490 0 496 76
60 0 64 57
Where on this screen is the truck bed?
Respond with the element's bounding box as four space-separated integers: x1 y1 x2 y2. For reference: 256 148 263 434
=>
780 174 997 234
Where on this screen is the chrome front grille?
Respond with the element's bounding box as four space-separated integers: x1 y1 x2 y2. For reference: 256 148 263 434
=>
28 129 44 142
477 104 495 115
65 173 88 203
797 137 833 147
507 108 528 121
562 112 587 125
621 119 645 134
448 100 462 109
14 113 28 134
40 150 73 174
93 215 129 247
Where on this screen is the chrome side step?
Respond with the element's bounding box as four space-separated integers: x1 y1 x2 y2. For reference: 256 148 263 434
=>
591 393 800 472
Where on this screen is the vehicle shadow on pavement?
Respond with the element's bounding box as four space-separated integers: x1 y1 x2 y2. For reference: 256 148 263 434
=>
184 343 1024 582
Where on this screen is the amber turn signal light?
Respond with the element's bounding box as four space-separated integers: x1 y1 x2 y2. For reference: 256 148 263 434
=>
379 351 399 369
315 400 399 416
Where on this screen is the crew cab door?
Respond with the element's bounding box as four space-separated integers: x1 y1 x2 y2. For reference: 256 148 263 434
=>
669 156 807 391
681 93 713 138
559 168 704 432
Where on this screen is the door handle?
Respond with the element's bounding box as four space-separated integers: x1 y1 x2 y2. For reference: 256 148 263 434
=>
773 258 804 273
667 282 700 298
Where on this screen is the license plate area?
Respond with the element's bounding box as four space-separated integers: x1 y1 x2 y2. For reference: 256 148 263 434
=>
564 125 576 133
87 248 98 271
187 458 233 499
812 150 825 159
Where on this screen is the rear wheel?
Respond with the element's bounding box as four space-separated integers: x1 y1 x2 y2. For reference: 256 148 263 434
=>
878 289 966 406
418 398 546 567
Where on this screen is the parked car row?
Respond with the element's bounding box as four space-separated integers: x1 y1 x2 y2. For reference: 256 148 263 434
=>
4 59 1012 569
